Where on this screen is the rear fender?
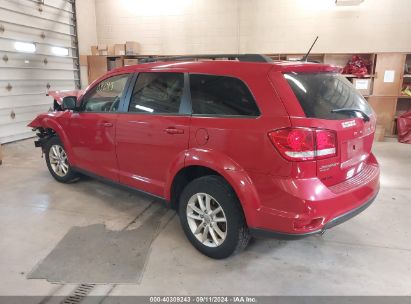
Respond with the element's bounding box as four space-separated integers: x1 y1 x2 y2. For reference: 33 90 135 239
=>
165 148 261 227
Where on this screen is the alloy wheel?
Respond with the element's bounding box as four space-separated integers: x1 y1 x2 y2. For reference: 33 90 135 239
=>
186 193 227 247
49 144 69 177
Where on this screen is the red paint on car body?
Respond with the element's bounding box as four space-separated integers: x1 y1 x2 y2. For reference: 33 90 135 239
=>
29 59 380 236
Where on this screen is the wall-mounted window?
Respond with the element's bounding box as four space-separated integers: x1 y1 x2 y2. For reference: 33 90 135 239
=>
51 46 69 56
14 42 36 53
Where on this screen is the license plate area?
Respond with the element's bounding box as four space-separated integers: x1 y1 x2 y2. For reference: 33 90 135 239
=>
341 137 367 169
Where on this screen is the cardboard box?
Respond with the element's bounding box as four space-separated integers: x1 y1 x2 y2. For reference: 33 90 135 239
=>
353 78 371 96
107 45 115 56
87 55 107 84
114 44 126 56
125 41 140 55
115 58 123 68
374 124 385 142
108 58 123 70
97 44 108 56
79 55 88 66
91 45 98 56
124 59 139 66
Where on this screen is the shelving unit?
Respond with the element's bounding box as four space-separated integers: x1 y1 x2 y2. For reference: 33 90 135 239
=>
393 53 411 135
342 74 375 78
266 52 410 138
106 55 155 71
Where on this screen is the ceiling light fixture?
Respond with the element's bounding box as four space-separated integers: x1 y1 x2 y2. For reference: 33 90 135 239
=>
335 0 364 6
121 0 192 16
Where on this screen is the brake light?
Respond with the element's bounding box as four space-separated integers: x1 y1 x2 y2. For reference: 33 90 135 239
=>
268 128 337 161
315 129 337 159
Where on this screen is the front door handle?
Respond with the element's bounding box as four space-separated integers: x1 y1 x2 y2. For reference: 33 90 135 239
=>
99 122 113 127
165 127 184 135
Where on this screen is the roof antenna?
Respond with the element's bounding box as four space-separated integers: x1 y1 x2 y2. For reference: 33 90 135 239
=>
301 36 319 62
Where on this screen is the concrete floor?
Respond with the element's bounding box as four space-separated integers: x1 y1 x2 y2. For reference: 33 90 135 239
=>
0 139 410 297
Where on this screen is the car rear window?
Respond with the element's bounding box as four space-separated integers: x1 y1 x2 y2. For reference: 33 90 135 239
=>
284 72 372 120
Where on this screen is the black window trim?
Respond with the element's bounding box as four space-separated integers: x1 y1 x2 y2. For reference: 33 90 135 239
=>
120 71 262 119
122 71 191 116
187 72 262 119
78 72 133 114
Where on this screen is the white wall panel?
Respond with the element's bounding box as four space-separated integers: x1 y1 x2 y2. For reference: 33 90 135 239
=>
0 0 73 23
0 4 74 36
94 0 411 55
0 0 79 143
46 0 73 12
75 0 97 55
0 56 77 71
0 67 76 80
0 94 62 109
0 23 74 47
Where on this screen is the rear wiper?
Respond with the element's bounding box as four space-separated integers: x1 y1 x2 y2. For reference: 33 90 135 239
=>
331 108 370 122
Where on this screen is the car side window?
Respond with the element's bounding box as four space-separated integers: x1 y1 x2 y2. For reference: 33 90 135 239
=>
189 74 260 116
81 74 130 112
128 72 184 114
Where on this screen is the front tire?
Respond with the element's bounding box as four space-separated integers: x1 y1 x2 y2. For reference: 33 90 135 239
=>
178 175 250 259
45 137 79 183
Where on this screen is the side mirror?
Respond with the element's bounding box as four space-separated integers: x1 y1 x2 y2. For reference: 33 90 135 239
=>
62 96 77 111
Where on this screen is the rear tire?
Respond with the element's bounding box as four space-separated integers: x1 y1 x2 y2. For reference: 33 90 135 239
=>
178 175 250 259
45 137 79 183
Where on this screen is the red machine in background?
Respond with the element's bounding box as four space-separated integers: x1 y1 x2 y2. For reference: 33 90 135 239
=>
397 111 411 144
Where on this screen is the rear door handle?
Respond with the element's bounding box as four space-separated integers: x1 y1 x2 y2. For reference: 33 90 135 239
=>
99 122 113 127
165 127 184 135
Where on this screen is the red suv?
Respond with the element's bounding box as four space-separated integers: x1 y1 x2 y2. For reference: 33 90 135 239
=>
28 54 380 259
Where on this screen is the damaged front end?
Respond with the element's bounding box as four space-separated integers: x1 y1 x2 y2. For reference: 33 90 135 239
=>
33 127 55 152
27 115 56 152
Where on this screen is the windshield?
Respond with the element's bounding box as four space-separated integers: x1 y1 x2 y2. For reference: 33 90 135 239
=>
284 72 372 120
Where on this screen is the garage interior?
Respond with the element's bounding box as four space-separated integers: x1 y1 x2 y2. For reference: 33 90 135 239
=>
0 0 411 300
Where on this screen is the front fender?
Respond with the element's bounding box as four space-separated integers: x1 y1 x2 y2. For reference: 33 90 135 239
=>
165 148 262 228
28 113 76 166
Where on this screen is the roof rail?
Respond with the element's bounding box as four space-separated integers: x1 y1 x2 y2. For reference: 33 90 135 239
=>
139 54 273 63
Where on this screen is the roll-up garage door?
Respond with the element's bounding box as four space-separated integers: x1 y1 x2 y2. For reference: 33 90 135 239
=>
0 0 80 143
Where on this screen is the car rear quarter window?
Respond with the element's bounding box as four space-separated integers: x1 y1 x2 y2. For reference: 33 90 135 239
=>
129 72 184 114
284 72 372 120
189 74 260 116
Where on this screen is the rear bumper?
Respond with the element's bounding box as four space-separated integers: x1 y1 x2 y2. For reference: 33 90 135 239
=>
250 191 378 239
246 153 380 236
322 191 377 230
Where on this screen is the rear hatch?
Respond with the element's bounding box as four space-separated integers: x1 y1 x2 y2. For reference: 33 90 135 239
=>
271 70 376 186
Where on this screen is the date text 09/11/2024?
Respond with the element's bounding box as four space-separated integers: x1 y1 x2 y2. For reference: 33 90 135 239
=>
149 296 257 303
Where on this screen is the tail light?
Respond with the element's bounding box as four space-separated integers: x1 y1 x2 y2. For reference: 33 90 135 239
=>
268 127 337 161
